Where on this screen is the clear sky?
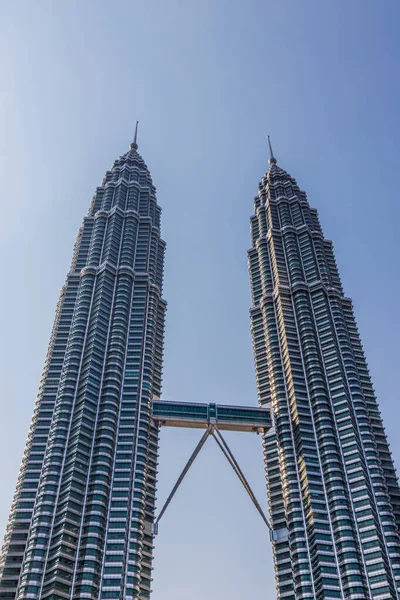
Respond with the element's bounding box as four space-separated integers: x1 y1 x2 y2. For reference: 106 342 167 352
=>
1 1 400 598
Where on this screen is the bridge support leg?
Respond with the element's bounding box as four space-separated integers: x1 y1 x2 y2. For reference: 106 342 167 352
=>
153 424 273 535
211 428 271 530
153 425 214 534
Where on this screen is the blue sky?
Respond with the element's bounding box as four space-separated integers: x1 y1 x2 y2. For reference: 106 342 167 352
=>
1 1 400 598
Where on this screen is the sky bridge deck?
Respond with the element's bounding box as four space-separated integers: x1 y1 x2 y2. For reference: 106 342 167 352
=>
151 400 271 433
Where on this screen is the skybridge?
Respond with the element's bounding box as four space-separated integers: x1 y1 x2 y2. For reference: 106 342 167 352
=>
150 399 286 541
151 399 271 432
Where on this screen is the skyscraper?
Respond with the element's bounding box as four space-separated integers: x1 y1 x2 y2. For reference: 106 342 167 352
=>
2 130 400 600
248 140 400 599
0 129 166 600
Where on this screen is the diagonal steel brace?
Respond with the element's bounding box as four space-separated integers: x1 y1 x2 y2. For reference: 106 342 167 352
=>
211 428 271 530
153 424 271 534
153 425 214 533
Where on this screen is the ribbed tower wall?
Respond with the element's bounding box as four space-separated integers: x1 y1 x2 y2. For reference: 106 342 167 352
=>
0 143 166 600
249 160 400 600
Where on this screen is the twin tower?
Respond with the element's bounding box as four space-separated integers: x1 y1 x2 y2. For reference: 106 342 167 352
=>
1 133 400 600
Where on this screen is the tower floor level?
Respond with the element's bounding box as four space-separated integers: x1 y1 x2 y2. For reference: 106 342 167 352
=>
248 145 400 599
0 136 166 600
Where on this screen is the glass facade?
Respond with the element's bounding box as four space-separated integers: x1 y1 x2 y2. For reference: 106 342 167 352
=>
248 154 400 599
0 140 166 600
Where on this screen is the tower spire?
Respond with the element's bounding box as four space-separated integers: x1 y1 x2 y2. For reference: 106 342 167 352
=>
267 135 277 165
130 121 139 150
